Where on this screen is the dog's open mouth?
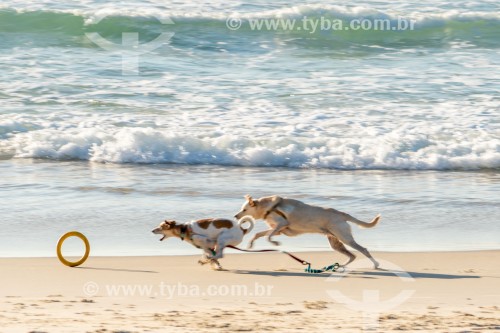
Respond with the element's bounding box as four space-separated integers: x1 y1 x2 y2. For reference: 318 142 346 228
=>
160 235 166 241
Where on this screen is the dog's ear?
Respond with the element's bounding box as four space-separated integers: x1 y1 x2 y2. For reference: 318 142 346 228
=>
245 194 256 207
163 220 176 229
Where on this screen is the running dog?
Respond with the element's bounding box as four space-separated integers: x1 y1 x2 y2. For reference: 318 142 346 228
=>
152 216 254 270
234 195 381 268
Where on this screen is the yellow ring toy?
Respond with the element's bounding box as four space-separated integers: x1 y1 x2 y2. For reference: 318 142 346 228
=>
56 231 90 267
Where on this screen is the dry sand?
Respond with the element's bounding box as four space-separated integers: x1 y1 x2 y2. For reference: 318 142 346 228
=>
1 250 499 332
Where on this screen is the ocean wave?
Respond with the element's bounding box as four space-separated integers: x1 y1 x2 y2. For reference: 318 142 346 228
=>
2 125 499 170
1 6 499 48
3 4 499 24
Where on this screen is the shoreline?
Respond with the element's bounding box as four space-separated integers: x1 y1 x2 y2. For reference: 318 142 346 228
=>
2 247 500 260
2 250 499 332
2 248 500 259
4 157 500 172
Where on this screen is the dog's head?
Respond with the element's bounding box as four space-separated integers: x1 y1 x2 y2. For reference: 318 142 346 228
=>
234 195 281 220
152 220 178 241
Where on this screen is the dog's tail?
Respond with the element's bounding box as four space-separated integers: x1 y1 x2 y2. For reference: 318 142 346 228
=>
346 214 381 228
238 216 255 235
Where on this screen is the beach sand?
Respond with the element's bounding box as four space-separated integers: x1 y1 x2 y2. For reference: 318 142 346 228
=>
1 251 499 332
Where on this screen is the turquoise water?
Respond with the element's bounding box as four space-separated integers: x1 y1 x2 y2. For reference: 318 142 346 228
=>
0 0 499 256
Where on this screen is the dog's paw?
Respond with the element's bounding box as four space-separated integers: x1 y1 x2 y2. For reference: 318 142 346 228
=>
198 259 208 265
211 266 226 271
210 260 224 271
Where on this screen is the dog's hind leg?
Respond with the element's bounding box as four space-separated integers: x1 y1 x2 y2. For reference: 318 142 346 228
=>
208 238 228 270
336 233 380 269
211 244 225 260
327 235 356 267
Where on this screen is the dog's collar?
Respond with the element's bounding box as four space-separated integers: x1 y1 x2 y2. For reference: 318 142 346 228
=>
179 224 190 241
263 198 286 220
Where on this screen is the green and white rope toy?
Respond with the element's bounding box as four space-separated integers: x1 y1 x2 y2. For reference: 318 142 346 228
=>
304 262 341 274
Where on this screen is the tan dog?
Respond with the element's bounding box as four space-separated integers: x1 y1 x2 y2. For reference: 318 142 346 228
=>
152 217 254 270
234 195 381 268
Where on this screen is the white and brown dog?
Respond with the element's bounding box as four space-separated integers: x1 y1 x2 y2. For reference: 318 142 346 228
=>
152 217 254 270
234 195 381 268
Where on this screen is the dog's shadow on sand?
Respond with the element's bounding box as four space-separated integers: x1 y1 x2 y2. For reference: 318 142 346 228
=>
231 270 335 278
231 268 481 280
348 269 481 280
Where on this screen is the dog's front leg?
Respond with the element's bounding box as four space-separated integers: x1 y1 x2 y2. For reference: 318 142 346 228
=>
247 229 273 249
193 236 215 265
267 215 289 246
198 249 212 265
198 257 209 265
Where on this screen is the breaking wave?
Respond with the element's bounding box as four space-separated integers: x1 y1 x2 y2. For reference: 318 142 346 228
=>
1 122 498 170
1 5 499 49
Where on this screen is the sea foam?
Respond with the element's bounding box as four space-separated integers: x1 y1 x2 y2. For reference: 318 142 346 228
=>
2 119 499 170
